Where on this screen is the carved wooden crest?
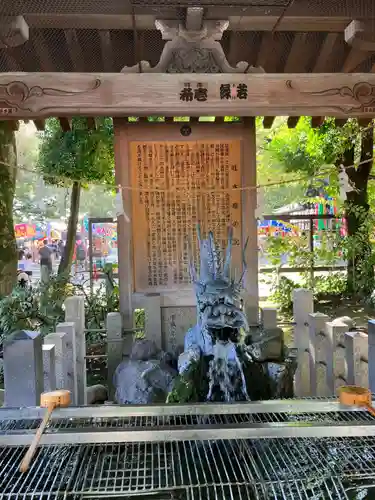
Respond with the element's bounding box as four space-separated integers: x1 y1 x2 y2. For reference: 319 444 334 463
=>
121 19 264 74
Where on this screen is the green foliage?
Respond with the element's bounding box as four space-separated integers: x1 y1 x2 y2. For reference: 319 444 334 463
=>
0 276 121 345
167 357 210 403
0 287 42 339
37 117 115 273
268 275 300 315
0 123 18 296
343 204 375 297
314 273 346 297
264 229 347 312
265 117 358 178
38 117 114 187
39 273 75 330
134 308 145 337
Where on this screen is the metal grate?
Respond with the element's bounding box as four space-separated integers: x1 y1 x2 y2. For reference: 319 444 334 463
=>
2 401 375 498
1 408 375 432
1 437 375 499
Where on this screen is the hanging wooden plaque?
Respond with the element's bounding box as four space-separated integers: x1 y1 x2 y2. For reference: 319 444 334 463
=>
130 140 242 291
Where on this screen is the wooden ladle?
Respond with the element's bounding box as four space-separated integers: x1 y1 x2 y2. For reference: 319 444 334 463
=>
20 389 71 473
338 385 375 417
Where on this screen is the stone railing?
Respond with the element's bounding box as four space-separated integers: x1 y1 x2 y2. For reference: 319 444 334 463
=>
293 289 374 397
2 296 125 407
2 289 373 406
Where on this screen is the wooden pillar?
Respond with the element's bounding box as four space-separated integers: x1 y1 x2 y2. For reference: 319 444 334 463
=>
113 119 134 347
242 117 258 324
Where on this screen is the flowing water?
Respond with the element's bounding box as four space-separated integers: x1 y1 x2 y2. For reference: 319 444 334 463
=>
206 340 249 402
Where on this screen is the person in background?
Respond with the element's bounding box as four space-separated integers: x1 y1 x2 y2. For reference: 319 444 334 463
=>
75 239 87 272
58 240 64 259
39 240 52 282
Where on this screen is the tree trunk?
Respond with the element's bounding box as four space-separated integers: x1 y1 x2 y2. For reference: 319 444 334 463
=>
58 181 81 274
344 125 374 296
0 124 18 297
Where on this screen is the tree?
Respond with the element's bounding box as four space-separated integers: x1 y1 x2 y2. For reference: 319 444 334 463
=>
256 117 307 213
263 117 374 296
38 117 114 274
0 123 18 296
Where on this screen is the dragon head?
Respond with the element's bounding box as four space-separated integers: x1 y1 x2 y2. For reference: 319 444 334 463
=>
189 225 249 343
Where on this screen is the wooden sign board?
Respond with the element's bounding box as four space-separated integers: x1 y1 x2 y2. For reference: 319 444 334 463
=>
1 73 375 118
130 140 242 291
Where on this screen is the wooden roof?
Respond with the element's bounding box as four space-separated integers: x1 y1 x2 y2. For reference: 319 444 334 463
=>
1 0 375 73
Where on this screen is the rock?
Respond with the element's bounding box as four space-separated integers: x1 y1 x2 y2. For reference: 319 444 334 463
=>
178 347 201 374
86 384 108 404
184 324 213 356
331 316 356 330
115 359 177 404
0 389 4 406
130 339 159 361
267 355 297 399
247 327 284 362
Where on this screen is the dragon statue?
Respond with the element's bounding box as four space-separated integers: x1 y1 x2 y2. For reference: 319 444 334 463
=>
168 225 297 403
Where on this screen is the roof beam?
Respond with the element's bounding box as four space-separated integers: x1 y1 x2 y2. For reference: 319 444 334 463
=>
32 30 55 71
1 49 22 71
0 16 29 48
284 33 309 73
1 120 19 131
358 118 373 127
335 118 348 127
345 21 375 52
1 73 375 119
256 32 274 69
86 117 96 129
24 14 354 32
59 117 72 132
98 30 114 72
263 117 275 129
287 117 300 129
311 116 325 128
313 33 339 72
64 29 85 71
33 119 45 131
341 47 371 73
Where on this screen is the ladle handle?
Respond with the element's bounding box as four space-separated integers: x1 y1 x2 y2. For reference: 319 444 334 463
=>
19 405 53 473
365 404 375 418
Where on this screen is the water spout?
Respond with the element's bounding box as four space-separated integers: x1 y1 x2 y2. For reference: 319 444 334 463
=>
207 341 249 402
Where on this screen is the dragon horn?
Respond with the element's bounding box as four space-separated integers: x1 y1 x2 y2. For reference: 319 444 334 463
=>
223 225 233 280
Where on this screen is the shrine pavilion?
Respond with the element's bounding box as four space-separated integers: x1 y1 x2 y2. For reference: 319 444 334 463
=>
1 0 375 347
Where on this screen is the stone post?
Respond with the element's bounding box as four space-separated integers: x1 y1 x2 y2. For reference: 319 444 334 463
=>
345 331 369 388
107 312 123 401
42 344 56 392
292 289 313 396
56 322 77 404
3 330 44 407
325 320 347 396
260 307 277 330
144 293 162 349
64 296 86 405
44 332 71 391
308 312 330 396
368 320 375 395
